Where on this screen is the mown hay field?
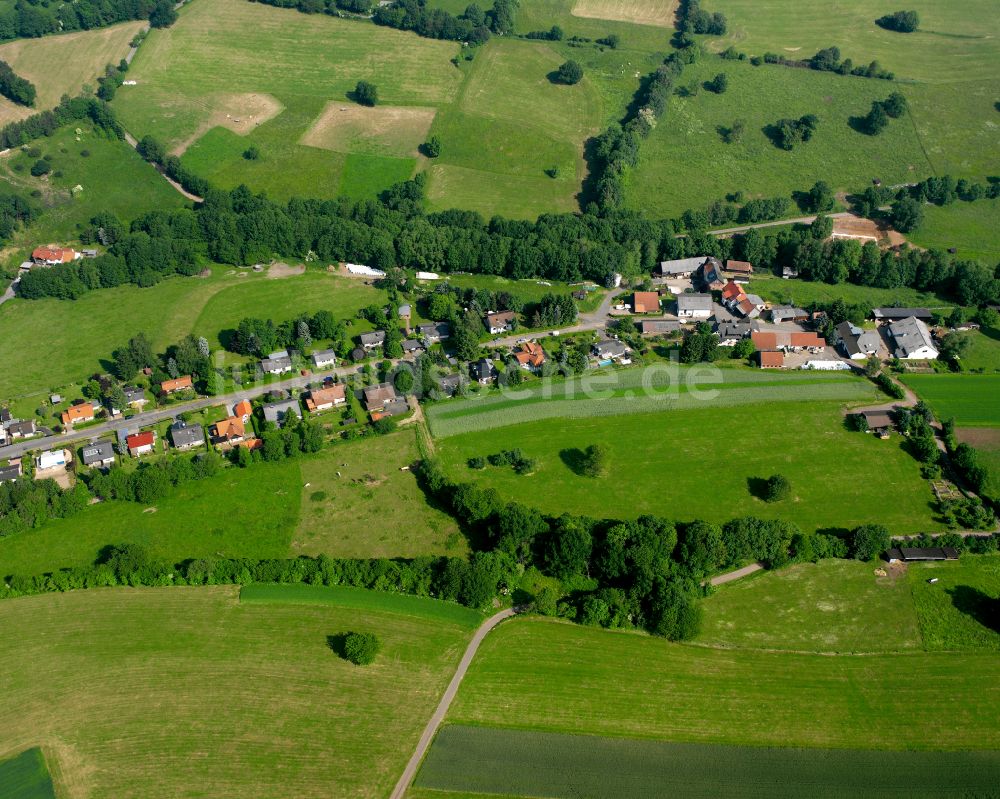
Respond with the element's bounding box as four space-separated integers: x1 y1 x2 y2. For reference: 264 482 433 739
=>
571 0 678 28
0 22 145 125
433 399 940 534
447 616 1000 750
0 585 479 798
901 374 1000 427
414 724 1000 798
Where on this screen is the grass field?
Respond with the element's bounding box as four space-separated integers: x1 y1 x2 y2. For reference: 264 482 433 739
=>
0 121 187 259
699 559 922 653
954 327 1000 373
0 267 383 401
909 554 1000 651
447 616 1000 750
907 198 1000 263
295 429 465 559
414 724 1000 798
433 395 941 534
0 429 463 577
901 374 1000 427
0 22 145 125
747 274 954 310
0 748 55 799
0 585 479 797
625 57 934 218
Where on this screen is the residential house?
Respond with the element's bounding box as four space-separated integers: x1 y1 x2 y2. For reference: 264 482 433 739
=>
699 258 726 291
836 321 881 360
373 398 409 420
0 463 21 483
311 349 337 369
123 386 148 408
632 291 661 314
888 316 939 360
873 307 933 322
657 256 707 278
402 339 424 355
31 246 78 266
721 281 743 305
210 416 245 446
734 293 766 319
676 293 713 320
363 383 403 417
7 420 37 440
61 401 95 427
640 319 681 336
757 350 784 368
485 311 516 335
263 397 302 427
37 449 66 470
715 321 756 346
514 341 545 371
160 375 194 394
304 384 346 412
416 322 451 343
81 441 116 468
725 260 754 280
752 330 824 352
470 359 498 385
126 431 155 457
233 399 253 422
261 351 293 375
360 331 386 351
170 420 205 450
437 373 463 397
592 340 630 361
770 306 808 324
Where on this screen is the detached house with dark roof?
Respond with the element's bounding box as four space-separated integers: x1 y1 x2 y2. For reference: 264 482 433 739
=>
261 351 293 375
360 331 386 350
81 441 116 468
170 420 205 450
836 321 881 360
470 359 498 385
263 397 302 427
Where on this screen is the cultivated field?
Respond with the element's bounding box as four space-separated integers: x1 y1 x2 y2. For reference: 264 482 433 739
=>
902 374 1000 427
0 585 480 798
295 430 465 559
0 430 464 578
433 397 940 534
415 724 1000 798
0 22 146 125
571 0 677 28
699 559 922 653
0 748 55 799
447 616 1000 750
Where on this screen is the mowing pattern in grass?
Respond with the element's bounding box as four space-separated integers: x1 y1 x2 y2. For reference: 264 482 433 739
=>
416 724 1000 798
909 555 1000 652
448 617 1000 750
295 429 465 559
699 560 922 653
426 366 876 437
0 22 146 125
0 585 476 797
0 748 55 799
434 399 938 534
901 375 1000 427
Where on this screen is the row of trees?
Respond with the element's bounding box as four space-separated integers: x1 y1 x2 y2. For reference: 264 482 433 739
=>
0 0 173 43
0 193 35 248
367 0 518 43
809 46 894 80
0 60 34 106
0 94 121 151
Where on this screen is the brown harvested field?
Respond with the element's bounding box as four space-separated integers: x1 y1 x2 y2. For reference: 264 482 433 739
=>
0 22 147 126
300 103 436 157
172 92 284 154
831 213 908 248
571 0 678 27
956 428 1000 447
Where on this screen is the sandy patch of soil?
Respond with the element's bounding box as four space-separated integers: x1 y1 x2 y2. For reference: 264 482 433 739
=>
300 103 436 157
267 261 305 279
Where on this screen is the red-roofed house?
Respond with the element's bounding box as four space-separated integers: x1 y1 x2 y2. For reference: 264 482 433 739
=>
126 431 155 457
233 400 253 422
210 416 245 445
757 351 784 369
304 384 346 412
721 281 743 303
61 401 95 427
160 375 193 395
790 332 825 349
514 341 546 370
632 291 661 314
751 331 778 350
31 246 78 266
726 260 754 278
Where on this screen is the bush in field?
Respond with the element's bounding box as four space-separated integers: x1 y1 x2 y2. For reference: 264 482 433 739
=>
706 73 728 94
580 443 609 478
876 10 919 32
553 60 583 85
764 474 791 502
353 80 378 106
342 631 381 665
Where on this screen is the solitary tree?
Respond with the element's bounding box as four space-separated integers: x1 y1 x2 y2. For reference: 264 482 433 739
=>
876 10 919 32
354 80 378 106
342 631 381 665
707 73 728 94
580 443 609 478
422 135 441 158
764 474 791 502
865 101 889 135
554 60 584 85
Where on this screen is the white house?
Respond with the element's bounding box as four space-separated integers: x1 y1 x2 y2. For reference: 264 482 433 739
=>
37 449 66 470
311 349 337 369
676 293 713 320
888 316 939 360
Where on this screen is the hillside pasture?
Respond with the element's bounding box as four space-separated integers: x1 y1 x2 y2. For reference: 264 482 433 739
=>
571 0 677 27
699 559 922 653
909 555 1000 652
433 397 941 534
0 22 146 125
415 724 1000 798
0 585 478 797
901 374 1000 427
907 198 1000 263
447 616 1000 750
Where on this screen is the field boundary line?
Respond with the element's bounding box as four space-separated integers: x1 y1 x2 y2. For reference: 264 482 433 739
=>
389 607 516 799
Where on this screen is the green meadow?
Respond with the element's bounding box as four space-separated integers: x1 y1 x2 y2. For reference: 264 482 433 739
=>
907 198 1000 263
447 616 1000 750
901 374 1000 427
415 724 1000 799
0 585 478 797
747 273 954 310
0 748 55 799
909 554 1000 651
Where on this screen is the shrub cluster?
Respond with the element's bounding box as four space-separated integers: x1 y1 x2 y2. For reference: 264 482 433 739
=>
0 60 34 106
876 10 919 33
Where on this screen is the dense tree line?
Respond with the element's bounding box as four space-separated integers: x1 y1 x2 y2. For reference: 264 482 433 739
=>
0 94 120 150
676 0 726 36
728 46 894 81
230 310 345 357
0 60 34 106
0 478 90 537
135 134 211 198
526 292 577 328
0 0 168 43
0 192 35 247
